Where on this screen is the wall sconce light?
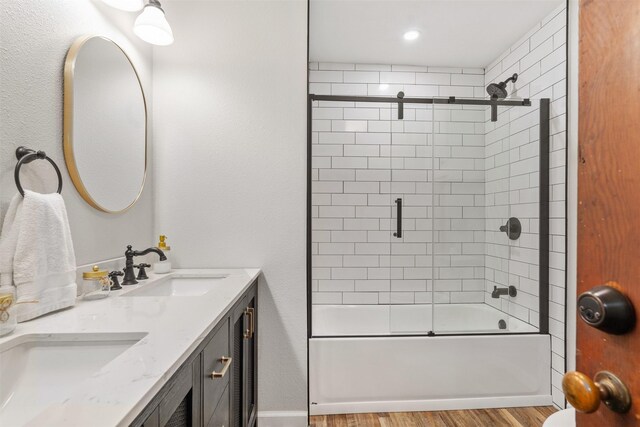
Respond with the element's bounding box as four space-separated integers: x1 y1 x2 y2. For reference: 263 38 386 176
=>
101 0 174 46
134 0 174 46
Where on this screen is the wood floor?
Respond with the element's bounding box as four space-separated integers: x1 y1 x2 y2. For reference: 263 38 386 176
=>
309 407 557 427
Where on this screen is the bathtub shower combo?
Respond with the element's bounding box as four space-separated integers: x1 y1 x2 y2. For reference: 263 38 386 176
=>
308 91 553 414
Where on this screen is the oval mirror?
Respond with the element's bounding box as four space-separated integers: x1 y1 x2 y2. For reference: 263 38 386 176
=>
63 35 147 213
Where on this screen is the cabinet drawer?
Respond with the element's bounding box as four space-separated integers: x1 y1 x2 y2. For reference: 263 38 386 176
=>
203 319 230 424
207 384 229 427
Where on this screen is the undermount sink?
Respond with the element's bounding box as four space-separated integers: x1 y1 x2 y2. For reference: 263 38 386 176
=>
121 275 229 297
0 332 145 426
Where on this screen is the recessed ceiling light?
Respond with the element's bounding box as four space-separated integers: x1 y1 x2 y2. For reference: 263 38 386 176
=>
403 30 420 41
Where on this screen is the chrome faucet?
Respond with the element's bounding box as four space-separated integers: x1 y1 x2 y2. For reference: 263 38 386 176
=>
122 245 167 286
492 285 517 298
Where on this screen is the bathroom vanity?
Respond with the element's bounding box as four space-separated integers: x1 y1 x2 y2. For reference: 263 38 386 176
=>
0 269 260 427
133 279 258 427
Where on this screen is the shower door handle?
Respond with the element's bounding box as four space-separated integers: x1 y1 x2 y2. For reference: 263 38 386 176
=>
393 198 402 238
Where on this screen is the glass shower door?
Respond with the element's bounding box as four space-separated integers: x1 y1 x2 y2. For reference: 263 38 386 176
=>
310 99 393 336
502 99 543 334
311 94 544 337
388 101 434 334
432 97 504 334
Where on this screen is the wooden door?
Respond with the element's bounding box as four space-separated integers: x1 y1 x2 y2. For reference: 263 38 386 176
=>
575 0 640 425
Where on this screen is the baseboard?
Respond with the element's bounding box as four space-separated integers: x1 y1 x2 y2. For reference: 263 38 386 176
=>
257 410 309 426
309 395 553 416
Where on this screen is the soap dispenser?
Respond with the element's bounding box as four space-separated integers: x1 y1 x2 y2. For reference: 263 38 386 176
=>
154 235 172 274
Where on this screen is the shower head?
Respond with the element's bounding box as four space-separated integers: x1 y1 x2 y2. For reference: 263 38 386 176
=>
486 82 508 99
486 73 518 99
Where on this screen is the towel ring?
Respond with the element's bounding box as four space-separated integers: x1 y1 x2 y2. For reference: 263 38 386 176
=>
14 146 63 196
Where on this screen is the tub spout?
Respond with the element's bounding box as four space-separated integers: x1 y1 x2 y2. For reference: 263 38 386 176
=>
492 285 517 298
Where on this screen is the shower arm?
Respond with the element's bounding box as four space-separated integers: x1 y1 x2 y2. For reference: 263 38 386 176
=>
503 73 518 86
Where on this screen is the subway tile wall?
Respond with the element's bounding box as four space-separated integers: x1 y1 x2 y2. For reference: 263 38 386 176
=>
309 1 567 408
483 3 567 407
310 66 488 307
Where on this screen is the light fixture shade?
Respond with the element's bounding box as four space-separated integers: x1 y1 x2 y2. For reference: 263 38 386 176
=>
134 4 174 46
101 0 144 12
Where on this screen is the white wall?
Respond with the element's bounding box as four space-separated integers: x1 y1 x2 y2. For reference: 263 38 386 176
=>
153 1 308 424
0 0 154 265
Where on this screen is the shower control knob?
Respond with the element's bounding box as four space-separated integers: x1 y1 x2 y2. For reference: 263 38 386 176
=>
577 285 635 334
499 217 521 240
562 371 631 414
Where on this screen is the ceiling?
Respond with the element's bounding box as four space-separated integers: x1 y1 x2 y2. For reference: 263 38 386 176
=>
310 0 564 68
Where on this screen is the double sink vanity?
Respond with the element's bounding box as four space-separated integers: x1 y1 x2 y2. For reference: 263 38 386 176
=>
0 269 260 427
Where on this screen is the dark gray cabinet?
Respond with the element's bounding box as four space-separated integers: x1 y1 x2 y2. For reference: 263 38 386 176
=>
132 280 257 427
245 293 258 427
202 319 230 426
207 386 230 427
136 358 200 427
140 408 159 427
230 288 257 427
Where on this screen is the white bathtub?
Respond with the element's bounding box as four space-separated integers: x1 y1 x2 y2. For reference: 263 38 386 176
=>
310 304 551 415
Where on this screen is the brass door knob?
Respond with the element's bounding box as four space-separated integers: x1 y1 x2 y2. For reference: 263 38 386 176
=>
562 371 631 414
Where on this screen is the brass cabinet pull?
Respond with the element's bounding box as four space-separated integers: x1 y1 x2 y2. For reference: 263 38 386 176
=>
249 307 255 338
244 307 255 339
210 356 232 379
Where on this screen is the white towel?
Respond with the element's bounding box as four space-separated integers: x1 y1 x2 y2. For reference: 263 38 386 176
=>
0 191 77 322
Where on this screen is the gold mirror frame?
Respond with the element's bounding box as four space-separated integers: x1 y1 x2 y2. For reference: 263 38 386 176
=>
63 35 148 214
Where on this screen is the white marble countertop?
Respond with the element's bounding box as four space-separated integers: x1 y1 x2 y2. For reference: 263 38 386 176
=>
0 268 261 427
